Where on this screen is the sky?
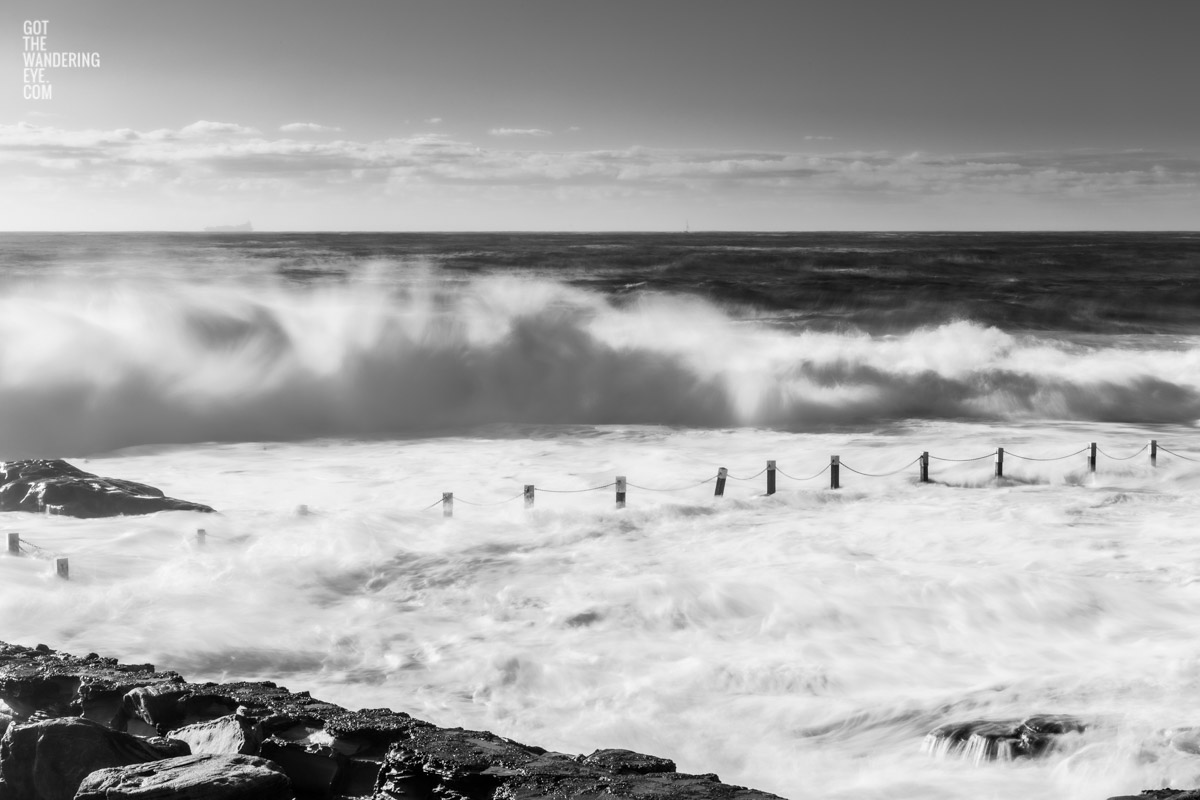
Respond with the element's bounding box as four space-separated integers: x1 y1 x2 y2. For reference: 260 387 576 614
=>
2 0 1198 231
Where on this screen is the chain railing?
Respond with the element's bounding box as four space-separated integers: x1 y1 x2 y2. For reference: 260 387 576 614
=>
4 439 1190 579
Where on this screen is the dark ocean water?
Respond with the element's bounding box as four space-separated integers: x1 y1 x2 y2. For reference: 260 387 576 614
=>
5 231 1200 332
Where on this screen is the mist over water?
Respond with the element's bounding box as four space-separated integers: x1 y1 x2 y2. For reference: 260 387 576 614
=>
2 233 1200 799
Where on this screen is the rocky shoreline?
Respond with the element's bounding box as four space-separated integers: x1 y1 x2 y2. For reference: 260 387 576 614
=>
2 642 1198 799
0 640 783 799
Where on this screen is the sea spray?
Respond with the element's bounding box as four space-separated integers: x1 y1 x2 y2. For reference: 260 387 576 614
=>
0 273 1198 456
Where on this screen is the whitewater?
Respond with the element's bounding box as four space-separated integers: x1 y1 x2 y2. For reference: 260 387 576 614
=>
3 232 1200 799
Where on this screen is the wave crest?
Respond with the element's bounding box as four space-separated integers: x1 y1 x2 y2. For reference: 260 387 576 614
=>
0 275 1196 455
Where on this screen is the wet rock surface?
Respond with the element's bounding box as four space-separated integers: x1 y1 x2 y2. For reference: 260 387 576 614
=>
75 753 292 800
0 459 214 518
922 714 1086 764
0 640 783 800
171 713 263 756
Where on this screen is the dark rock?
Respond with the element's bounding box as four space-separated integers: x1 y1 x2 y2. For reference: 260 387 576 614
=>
0 459 214 518
0 716 188 800
260 738 344 796
123 684 241 735
1020 714 1087 757
340 758 381 797
582 748 677 775
321 708 429 758
74 753 292 800
923 714 1087 764
0 640 783 800
0 641 182 724
374 726 785 800
565 611 602 627
322 708 423 742
1107 792 1200 800
181 683 333 733
376 724 543 799
500 766 781 799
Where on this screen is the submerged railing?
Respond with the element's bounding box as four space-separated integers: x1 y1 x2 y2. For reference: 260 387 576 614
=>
6 439 1198 579
425 438 1193 516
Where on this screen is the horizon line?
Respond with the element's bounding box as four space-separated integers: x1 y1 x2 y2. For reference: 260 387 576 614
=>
1 229 1198 235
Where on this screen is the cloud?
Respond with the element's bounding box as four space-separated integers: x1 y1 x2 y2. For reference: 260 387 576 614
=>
425 117 443 124
280 122 343 133
489 128 553 137
179 121 260 137
1 121 1198 227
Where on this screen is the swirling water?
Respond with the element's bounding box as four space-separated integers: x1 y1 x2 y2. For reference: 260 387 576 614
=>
2 232 1200 799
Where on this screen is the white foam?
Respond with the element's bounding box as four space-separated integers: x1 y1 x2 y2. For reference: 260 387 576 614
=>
3 421 1200 799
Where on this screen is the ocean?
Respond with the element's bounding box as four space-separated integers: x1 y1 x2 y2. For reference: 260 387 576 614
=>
2 231 1200 799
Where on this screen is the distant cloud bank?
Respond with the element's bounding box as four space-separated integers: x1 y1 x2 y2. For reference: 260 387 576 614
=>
2 119 1197 228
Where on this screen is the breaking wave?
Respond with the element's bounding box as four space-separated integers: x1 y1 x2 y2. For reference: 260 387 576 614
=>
1 273 1198 455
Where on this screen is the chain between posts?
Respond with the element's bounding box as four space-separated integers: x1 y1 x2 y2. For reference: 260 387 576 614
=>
727 468 768 481
839 455 924 478
537 483 619 493
626 475 718 492
1006 447 1089 462
455 492 527 507
929 452 998 462
775 464 832 481
1097 444 1149 461
1158 445 1200 463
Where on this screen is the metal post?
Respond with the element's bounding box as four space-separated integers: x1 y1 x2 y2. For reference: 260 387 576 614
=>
830 456 840 490
616 476 626 508
7 533 19 555
919 452 930 483
442 492 453 518
56 558 69 580
1151 439 1158 467
524 485 535 508
766 460 776 496
715 467 727 497
995 447 1004 479
1088 442 1097 473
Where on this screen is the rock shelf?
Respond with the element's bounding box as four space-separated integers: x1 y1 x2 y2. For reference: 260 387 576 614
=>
0 641 782 800
0 460 214 518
